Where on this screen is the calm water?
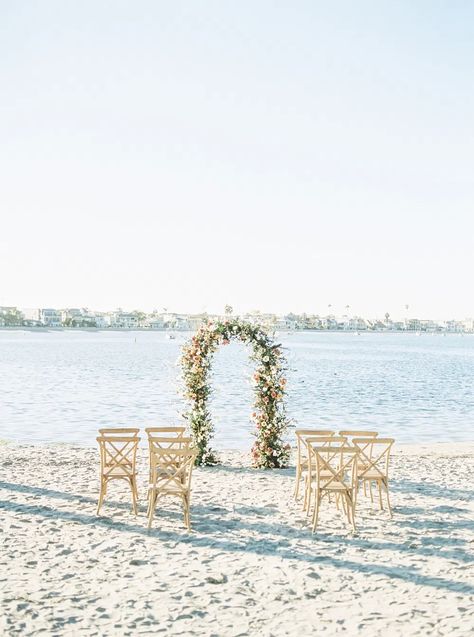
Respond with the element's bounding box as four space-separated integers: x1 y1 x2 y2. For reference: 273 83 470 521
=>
0 330 473 448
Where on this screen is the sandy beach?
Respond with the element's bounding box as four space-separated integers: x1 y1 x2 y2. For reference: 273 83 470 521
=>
1 441 473 636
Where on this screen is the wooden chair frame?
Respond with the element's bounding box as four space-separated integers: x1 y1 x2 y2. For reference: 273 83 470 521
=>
339 431 378 497
146 435 193 483
302 436 347 514
294 430 335 501
307 444 359 532
147 447 198 530
338 430 378 441
353 438 394 517
98 428 140 436
96 435 140 515
145 426 186 436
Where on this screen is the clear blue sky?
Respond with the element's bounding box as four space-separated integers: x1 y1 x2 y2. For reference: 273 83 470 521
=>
1 1 473 319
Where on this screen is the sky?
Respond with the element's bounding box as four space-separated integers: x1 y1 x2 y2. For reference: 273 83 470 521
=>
1 1 473 320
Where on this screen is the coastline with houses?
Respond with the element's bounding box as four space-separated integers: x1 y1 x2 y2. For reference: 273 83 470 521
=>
0 306 473 334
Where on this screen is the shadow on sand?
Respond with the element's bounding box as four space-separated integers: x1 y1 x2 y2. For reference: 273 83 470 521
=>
1 475 473 597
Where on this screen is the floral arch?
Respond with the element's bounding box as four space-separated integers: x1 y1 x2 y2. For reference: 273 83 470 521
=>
181 318 290 468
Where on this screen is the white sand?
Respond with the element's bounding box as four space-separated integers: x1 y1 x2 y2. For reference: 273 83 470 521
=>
1 441 473 636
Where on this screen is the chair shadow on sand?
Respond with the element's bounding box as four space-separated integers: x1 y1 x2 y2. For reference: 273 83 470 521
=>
1 472 474 598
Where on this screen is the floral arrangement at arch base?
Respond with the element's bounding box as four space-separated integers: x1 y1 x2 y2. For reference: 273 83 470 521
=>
181 318 291 468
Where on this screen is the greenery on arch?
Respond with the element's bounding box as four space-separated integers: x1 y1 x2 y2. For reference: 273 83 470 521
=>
181 318 290 468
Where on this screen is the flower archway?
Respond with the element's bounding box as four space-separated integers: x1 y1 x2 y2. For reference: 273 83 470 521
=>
181 319 290 468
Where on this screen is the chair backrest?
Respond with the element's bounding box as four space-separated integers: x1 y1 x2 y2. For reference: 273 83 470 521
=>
308 444 359 490
352 438 394 480
145 426 186 437
98 427 140 436
305 435 346 446
339 430 378 444
295 430 335 461
149 447 198 492
96 435 140 477
147 436 193 453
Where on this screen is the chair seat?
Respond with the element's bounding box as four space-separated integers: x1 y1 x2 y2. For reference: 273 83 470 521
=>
359 471 385 480
105 467 135 477
302 469 333 478
311 480 352 491
149 485 189 495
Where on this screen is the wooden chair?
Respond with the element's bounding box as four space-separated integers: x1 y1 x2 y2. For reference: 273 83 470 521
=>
294 429 335 501
339 430 378 443
96 434 140 515
145 433 192 482
147 447 198 530
302 436 347 514
339 431 378 497
353 438 394 517
99 427 140 436
307 443 359 532
144 426 186 437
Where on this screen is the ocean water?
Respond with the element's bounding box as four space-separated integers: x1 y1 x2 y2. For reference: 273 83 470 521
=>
0 330 473 448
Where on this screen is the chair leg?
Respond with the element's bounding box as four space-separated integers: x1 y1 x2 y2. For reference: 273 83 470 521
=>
363 480 367 497
384 481 393 518
343 493 351 524
147 491 157 529
306 486 313 517
303 476 308 511
294 465 301 500
369 480 374 503
183 493 191 530
96 477 106 515
311 492 320 533
146 487 152 516
130 477 138 515
348 494 356 531
378 481 383 510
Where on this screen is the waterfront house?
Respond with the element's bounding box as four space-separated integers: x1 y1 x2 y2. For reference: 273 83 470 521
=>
39 309 62 327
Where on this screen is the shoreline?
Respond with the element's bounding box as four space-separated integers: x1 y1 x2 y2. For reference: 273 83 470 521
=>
1 326 473 334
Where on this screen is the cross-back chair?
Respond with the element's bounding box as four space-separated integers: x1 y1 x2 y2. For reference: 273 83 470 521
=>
146 434 193 481
353 438 394 517
96 434 140 515
307 443 359 532
145 426 186 437
339 430 378 443
294 429 335 501
302 436 347 514
339 431 378 496
99 427 140 436
147 447 198 530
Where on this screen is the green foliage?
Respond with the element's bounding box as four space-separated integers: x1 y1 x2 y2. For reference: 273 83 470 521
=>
181 319 290 468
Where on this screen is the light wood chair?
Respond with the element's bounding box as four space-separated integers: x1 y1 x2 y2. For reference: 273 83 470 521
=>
294 430 335 501
145 433 192 482
339 430 378 443
147 447 198 530
307 443 359 532
302 436 347 514
96 434 140 515
353 438 394 517
145 426 186 437
339 431 378 497
99 428 140 436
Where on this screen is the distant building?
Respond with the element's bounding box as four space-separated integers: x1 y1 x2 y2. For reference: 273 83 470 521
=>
39 308 62 327
111 312 139 329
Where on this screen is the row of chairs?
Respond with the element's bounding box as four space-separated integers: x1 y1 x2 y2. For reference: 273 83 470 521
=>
294 429 394 532
96 427 197 529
